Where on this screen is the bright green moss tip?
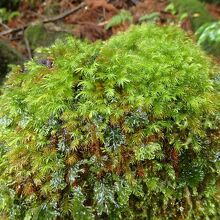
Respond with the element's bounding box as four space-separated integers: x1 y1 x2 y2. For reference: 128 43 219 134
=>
0 24 219 220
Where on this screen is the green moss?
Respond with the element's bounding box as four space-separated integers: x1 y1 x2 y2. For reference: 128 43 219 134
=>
0 24 219 219
172 0 215 31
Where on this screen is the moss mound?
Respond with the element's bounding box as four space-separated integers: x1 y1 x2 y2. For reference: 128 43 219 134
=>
0 25 219 219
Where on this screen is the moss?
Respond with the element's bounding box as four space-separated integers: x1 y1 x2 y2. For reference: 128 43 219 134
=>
172 0 215 31
0 24 219 219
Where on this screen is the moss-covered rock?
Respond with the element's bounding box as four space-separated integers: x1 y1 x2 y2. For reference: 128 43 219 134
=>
0 40 24 84
24 23 71 51
0 24 219 219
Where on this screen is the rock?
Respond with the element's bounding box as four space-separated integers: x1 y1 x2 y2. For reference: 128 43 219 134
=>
0 40 25 84
24 23 72 51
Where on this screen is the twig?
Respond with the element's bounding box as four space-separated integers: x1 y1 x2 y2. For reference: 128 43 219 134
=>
0 21 10 30
0 2 86 37
98 20 110 27
24 35 32 59
27 10 47 19
42 2 86 23
0 26 27 37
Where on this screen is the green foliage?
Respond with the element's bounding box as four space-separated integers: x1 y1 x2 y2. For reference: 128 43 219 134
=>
138 12 160 23
165 3 188 24
171 0 215 31
0 0 21 22
196 21 220 56
0 8 20 22
105 10 133 30
0 24 220 219
165 2 177 15
135 143 163 161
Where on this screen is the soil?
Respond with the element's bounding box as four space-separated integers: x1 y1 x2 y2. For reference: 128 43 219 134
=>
0 0 219 59
206 3 220 19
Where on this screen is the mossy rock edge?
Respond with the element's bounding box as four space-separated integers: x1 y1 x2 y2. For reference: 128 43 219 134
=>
24 23 71 51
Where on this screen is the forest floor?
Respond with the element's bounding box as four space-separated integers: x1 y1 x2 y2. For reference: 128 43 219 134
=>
0 0 220 59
